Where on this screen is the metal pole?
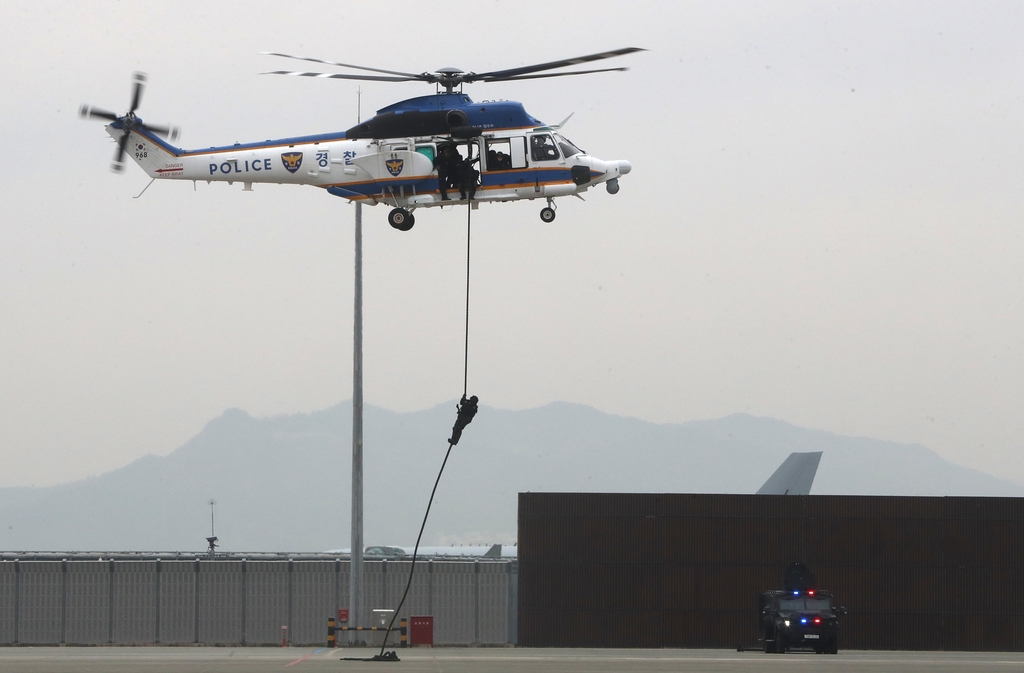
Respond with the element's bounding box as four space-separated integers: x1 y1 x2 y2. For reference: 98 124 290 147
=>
349 87 365 646
349 199 364 643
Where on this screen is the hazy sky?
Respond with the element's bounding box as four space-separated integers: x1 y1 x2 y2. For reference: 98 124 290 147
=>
1 1 1022 489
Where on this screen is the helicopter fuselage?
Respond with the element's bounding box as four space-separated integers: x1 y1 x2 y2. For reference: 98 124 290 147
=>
111 93 631 216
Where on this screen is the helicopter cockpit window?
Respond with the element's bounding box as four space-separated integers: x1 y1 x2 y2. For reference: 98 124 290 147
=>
554 134 583 158
485 137 527 170
530 133 560 162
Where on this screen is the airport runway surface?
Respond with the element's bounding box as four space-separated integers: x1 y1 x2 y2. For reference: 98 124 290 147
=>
0 647 1022 672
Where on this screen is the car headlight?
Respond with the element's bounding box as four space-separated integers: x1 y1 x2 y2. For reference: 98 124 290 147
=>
784 620 790 627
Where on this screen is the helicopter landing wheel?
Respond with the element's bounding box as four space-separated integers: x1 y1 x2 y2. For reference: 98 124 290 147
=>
388 208 414 231
539 206 556 223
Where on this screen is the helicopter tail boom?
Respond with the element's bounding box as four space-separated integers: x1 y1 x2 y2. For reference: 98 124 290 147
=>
106 126 185 179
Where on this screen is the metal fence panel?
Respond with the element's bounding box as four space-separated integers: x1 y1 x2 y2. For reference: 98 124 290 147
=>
112 561 157 644
381 560 430 630
337 561 350 637
244 561 289 645
197 561 243 644
507 563 519 645
0 563 16 644
0 557 514 647
291 560 340 645
65 561 109 644
360 561 394 646
362 561 384 631
18 561 62 644
158 561 195 644
432 562 474 644
478 562 508 644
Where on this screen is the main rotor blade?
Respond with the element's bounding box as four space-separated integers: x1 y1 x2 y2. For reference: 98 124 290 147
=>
480 66 631 83
470 47 644 81
261 70 418 82
129 72 147 114
80 105 118 121
261 52 422 79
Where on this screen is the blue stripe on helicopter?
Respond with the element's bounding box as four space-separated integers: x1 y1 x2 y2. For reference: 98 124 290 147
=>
478 169 577 188
324 168 587 199
178 131 349 157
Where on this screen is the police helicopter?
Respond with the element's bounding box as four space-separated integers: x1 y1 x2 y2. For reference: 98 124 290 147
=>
80 48 641 230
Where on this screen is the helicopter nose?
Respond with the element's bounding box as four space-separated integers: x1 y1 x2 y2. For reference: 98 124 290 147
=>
616 160 632 175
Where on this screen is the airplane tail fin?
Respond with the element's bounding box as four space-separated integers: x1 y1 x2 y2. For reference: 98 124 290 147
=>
756 452 823 495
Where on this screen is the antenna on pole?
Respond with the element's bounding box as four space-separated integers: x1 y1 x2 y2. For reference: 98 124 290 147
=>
206 499 218 559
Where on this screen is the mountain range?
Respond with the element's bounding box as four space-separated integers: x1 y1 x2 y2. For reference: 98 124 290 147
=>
1 402 1021 552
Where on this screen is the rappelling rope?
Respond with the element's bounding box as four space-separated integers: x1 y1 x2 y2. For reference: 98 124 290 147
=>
361 440 454 661
368 203 473 661
463 203 471 398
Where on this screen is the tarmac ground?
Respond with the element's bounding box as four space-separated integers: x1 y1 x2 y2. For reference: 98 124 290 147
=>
0 647 1023 673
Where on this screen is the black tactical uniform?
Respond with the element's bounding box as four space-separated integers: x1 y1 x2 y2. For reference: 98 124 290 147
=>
448 395 479 446
434 145 460 201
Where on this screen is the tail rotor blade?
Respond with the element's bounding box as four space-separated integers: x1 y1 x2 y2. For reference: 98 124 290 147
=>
142 123 180 141
111 132 130 172
129 72 147 114
86 71 180 173
79 105 118 121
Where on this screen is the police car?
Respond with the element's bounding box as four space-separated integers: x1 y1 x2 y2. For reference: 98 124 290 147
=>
760 587 845 654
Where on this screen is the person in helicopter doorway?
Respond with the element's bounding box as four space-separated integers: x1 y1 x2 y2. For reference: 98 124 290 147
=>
456 152 480 200
448 394 479 446
433 144 461 201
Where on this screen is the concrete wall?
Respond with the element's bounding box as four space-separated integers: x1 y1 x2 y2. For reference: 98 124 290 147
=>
0 558 516 646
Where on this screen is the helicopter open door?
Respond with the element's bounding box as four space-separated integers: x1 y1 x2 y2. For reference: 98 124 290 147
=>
483 137 528 172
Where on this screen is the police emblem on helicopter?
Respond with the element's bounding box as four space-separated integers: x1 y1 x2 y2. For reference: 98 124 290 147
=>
281 151 303 173
385 159 404 177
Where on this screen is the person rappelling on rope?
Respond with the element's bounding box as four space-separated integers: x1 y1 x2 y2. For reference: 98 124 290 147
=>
456 153 479 201
448 394 479 446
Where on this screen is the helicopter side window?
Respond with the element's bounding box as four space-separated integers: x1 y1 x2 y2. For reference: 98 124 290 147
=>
484 138 527 171
415 144 435 163
530 134 560 162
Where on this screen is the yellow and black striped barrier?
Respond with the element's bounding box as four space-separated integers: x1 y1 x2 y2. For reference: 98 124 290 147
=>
328 617 407 647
